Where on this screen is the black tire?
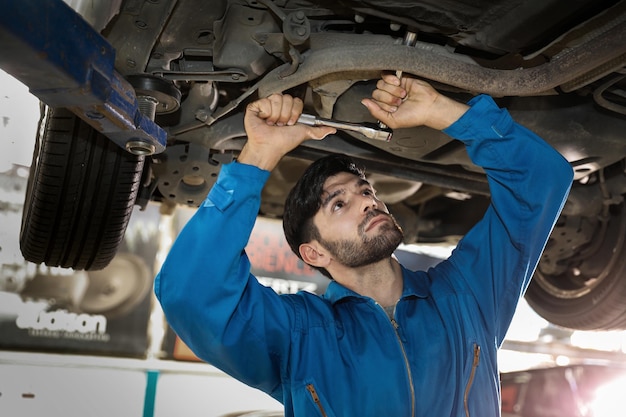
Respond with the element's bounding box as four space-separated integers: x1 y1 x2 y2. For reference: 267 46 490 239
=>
526 203 626 330
20 107 145 271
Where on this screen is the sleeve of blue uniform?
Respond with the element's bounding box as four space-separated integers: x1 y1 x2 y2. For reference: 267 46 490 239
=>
440 95 573 345
154 161 291 399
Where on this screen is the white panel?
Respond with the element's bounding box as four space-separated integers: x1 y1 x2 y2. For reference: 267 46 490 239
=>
0 362 146 417
154 373 282 417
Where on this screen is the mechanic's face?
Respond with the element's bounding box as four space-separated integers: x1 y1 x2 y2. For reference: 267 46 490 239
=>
313 172 403 268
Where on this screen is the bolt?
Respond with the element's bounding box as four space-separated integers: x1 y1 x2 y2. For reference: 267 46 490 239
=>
354 14 365 23
126 140 156 156
196 109 209 121
137 95 159 121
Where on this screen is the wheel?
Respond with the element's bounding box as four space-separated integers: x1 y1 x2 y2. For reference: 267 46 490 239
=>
20 107 145 270
525 203 626 330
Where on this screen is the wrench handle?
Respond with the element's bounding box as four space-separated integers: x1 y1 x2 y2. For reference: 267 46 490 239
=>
297 114 392 142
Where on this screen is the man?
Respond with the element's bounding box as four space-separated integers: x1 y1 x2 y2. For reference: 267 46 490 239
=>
155 74 573 417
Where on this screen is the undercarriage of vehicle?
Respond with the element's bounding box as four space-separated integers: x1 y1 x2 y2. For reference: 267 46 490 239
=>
1 0 625 330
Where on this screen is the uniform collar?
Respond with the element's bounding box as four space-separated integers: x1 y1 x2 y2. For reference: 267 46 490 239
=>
322 264 430 304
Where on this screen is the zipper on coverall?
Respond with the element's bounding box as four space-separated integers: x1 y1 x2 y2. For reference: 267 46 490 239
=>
306 384 328 417
464 343 481 417
377 302 416 417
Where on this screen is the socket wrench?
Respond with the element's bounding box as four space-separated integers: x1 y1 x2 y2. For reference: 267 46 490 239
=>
379 30 417 130
297 113 393 142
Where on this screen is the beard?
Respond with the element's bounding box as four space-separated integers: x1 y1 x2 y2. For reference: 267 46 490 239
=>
319 210 404 268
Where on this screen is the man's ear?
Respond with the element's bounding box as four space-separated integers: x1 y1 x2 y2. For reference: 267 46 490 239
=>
299 241 330 268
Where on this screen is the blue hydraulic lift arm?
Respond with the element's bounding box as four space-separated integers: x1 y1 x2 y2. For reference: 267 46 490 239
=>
0 0 166 155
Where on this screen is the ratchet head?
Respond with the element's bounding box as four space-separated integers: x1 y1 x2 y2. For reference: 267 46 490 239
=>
357 122 393 142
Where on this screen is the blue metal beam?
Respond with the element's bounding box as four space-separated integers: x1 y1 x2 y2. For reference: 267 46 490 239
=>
0 0 166 154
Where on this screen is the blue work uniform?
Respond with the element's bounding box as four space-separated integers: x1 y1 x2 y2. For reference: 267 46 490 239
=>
155 95 574 417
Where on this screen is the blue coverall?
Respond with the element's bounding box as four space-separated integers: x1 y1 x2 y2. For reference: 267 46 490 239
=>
155 95 574 417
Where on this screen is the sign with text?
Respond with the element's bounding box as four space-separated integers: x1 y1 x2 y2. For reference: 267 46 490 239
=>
0 204 160 357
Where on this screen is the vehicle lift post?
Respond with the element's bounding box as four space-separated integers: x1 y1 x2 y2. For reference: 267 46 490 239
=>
0 0 166 155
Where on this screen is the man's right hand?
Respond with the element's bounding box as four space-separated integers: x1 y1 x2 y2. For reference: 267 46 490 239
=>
362 74 470 131
238 94 336 171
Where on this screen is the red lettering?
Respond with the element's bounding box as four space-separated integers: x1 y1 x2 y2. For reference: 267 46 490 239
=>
246 220 317 277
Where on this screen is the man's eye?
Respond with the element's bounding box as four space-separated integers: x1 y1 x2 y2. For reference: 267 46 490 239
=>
332 201 344 211
363 189 373 196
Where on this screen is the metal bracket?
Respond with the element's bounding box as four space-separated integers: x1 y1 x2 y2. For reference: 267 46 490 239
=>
0 0 167 155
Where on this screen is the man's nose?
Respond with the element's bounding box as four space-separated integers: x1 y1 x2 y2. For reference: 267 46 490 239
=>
361 194 378 212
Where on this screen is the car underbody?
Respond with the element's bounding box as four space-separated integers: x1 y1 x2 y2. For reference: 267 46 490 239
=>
2 0 626 330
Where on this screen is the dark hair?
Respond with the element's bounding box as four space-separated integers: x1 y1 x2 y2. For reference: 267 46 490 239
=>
283 154 366 277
